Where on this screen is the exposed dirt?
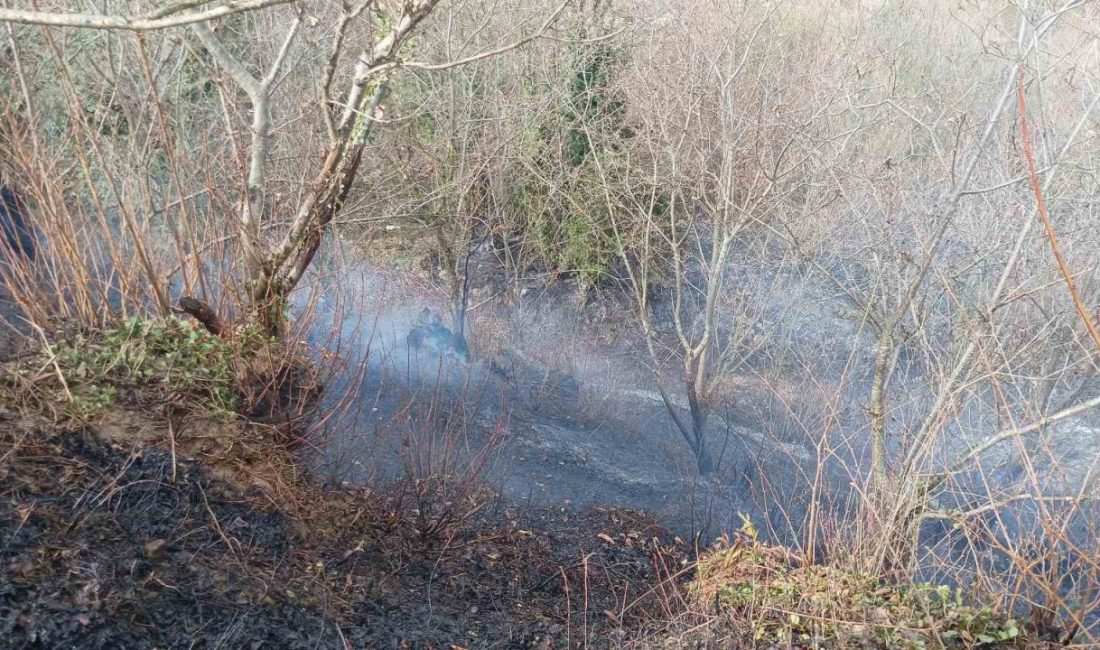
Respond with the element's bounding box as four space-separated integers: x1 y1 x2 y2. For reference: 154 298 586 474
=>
0 408 689 649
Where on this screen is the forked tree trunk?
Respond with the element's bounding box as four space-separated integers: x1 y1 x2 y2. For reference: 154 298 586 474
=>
686 380 714 474
657 380 715 475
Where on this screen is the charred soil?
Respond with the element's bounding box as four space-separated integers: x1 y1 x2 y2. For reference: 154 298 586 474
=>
0 408 687 649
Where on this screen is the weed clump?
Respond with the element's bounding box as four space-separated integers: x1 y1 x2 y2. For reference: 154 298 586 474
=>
3 316 315 426
687 519 1027 649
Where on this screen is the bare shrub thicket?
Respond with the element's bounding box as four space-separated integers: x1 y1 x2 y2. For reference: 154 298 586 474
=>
5 0 1100 644
0 0 565 335
573 0 1100 641
657 0 1100 642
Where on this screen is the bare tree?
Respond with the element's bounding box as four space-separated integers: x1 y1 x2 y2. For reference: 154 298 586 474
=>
2 0 566 336
589 2 820 473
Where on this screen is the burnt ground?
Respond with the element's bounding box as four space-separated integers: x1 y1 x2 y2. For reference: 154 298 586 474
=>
0 410 689 649
303 254 857 548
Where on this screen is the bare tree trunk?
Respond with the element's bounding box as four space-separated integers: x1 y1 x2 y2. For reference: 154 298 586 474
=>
655 374 714 474
867 325 906 490
686 377 714 474
451 244 474 356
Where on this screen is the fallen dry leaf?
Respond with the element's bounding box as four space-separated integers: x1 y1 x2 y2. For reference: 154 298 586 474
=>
144 539 167 559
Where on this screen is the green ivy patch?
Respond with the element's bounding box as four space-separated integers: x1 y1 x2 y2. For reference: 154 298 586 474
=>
21 317 271 421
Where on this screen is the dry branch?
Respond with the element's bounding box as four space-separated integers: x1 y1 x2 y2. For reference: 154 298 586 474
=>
0 1 298 31
1016 68 1100 354
177 297 224 336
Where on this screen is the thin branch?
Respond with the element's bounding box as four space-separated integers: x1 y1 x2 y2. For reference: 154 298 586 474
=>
190 21 262 98
923 494 1094 521
262 9 303 89
400 0 570 72
1017 68 1100 353
0 0 298 31
319 2 370 142
941 391 1100 484
957 167 1052 197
